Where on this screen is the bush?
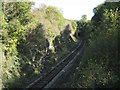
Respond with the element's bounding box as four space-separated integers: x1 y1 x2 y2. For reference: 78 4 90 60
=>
66 3 120 88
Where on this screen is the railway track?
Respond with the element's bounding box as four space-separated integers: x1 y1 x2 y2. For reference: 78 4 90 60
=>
25 40 86 89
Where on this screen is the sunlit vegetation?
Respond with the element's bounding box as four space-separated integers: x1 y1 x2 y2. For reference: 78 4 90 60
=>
63 2 120 88
1 0 119 89
0 1 79 88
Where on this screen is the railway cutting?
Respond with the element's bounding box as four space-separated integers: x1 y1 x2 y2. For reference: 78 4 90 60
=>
25 40 86 89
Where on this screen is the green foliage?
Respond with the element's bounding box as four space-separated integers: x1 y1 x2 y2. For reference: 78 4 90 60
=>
92 2 120 27
43 6 65 30
81 15 87 22
76 15 91 35
65 2 120 88
1 2 79 88
72 21 77 30
1 1 36 88
76 19 92 37
3 2 34 24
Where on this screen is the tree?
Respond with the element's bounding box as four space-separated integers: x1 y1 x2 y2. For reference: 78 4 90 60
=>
68 2 120 88
76 15 88 35
81 15 87 22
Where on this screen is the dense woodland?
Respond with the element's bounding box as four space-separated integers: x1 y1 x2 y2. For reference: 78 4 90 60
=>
0 1 79 88
63 2 120 88
0 1 120 89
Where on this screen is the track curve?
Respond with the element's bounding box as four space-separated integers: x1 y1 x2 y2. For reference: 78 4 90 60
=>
25 40 86 89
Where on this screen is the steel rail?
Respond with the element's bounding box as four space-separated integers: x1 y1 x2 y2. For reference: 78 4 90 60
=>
25 40 84 89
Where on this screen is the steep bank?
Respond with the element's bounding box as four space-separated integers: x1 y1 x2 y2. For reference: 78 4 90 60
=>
1 2 79 88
